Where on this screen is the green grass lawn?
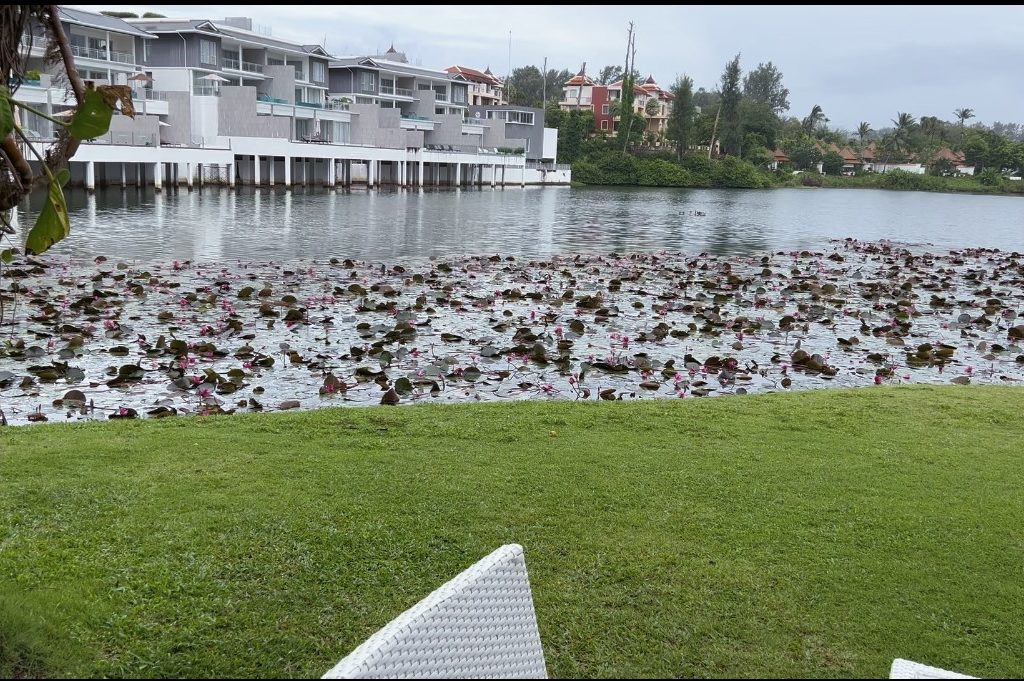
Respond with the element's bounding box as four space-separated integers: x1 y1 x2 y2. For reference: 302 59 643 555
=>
2 386 1023 678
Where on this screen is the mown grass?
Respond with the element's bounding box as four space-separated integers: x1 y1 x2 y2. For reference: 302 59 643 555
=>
1 386 1022 678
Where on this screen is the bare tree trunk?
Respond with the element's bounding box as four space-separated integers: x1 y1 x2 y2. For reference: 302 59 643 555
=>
708 106 721 161
621 24 635 154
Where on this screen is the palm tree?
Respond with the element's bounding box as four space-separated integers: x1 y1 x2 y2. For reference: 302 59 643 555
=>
882 112 916 171
954 107 975 141
857 121 871 146
802 104 826 134
920 115 940 143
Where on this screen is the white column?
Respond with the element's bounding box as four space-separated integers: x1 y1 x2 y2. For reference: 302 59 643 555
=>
185 163 193 189
501 165 507 186
490 164 496 187
153 162 162 191
120 163 126 187
455 162 461 187
136 163 143 186
328 159 336 187
227 163 235 188
269 157 275 186
85 161 95 191
368 160 375 187
253 155 261 186
418 160 424 187
283 157 291 187
435 163 441 186
521 164 526 187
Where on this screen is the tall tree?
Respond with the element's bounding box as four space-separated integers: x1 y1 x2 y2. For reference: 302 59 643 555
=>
506 65 545 107
882 112 916 168
544 68 572 106
741 61 789 115
891 112 916 152
802 104 826 134
857 121 871 146
666 75 695 159
920 115 941 143
954 107 975 142
718 53 743 156
596 64 622 85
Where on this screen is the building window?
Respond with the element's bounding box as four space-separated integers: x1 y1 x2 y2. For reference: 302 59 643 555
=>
417 83 432 91
142 40 150 62
199 39 217 65
359 71 375 94
267 56 284 66
600 120 608 130
485 110 534 125
312 61 325 82
435 107 445 115
355 96 373 104
602 103 609 114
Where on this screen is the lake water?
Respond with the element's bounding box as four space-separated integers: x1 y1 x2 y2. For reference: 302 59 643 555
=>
14 185 1024 263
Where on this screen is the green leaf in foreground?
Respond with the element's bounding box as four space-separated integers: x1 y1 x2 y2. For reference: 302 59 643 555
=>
0 86 14 139
25 169 71 255
0 248 12 264
68 87 113 140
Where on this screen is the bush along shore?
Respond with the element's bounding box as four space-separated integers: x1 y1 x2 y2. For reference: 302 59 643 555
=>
570 150 1024 195
2 240 1024 425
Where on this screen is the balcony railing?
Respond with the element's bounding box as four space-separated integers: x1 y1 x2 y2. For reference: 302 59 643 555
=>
296 100 323 108
111 50 134 64
132 89 168 101
193 86 221 97
242 61 264 74
223 57 240 70
293 69 305 81
70 44 107 60
84 132 156 147
358 85 377 95
257 94 289 104
380 85 413 97
325 100 350 111
434 92 448 102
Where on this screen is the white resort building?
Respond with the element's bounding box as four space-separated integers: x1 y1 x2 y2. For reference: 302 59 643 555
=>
12 9 568 190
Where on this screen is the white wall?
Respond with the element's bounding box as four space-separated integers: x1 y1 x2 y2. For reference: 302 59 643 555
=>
524 168 570 185
542 127 558 161
150 68 192 93
190 96 220 145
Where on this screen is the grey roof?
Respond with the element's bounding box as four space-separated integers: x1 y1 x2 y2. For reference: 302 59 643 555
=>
329 56 456 81
131 18 331 59
58 8 156 38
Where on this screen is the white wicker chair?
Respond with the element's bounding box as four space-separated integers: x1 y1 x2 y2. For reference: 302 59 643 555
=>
890 658 976 679
322 544 548 679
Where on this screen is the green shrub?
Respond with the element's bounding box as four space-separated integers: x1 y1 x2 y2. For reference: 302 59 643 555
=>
636 159 692 187
712 156 771 188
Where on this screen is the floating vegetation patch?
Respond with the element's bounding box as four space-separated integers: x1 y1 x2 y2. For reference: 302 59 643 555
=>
1 240 1023 425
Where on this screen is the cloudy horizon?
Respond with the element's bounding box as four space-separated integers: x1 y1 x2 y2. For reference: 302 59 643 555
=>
72 4 1024 132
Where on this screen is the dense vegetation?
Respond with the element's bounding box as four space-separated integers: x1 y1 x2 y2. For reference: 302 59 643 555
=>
509 49 1024 194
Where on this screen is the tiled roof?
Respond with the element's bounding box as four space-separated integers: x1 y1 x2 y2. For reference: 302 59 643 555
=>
564 71 595 86
446 65 503 86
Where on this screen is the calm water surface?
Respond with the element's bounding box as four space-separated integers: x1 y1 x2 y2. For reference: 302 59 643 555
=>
16 185 1024 263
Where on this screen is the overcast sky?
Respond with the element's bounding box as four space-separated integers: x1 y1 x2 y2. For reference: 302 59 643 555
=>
75 4 1024 131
